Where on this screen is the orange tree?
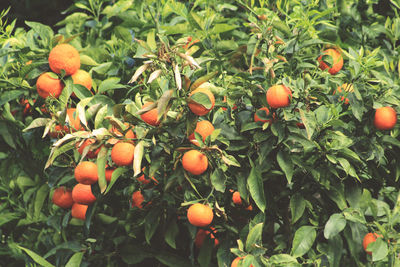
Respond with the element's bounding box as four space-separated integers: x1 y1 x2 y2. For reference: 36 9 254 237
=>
1 0 400 266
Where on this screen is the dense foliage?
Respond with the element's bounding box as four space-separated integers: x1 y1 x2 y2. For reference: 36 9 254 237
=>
1 0 400 266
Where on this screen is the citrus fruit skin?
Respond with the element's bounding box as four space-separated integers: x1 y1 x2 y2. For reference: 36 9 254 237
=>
131 191 144 209
254 107 272 123
232 191 243 205
71 69 92 90
363 232 383 255
318 48 343 75
187 203 213 227
66 108 84 131
111 142 135 166
189 120 215 146
71 203 88 220
105 168 114 182
188 88 215 116
48 44 80 76
374 107 397 130
111 122 136 139
36 72 64 98
231 257 254 267
195 227 219 248
52 186 73 209
333 83 354 104
266 85 292 108
72 183 96 205
182 150 208 175
76 139 101 158
140 102 160 126
49 125 69 139
74 161 98 185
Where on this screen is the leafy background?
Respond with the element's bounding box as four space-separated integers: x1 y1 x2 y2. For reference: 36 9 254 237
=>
1 0 400 266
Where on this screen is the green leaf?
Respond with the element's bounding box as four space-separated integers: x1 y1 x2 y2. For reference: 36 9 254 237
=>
277 150 294 184
34 184 49 219
104 167 127 194
245 223 263 252
155 252 191 267
290 194 306 224
0 90 24 106
147 30 157 51
291 226 316 258
369 238 388 262
133 141 145 177
80 54 99 66
247 167 266 212
269 254 299 265
190 92 212 109
324 213 346 239
17 246 55 267
198 236 213 267
190 71 218 90
210 169 226 192
145 207 161 244
165 219 179 249
65 252 84 267
98 77 125 93
96 146 108 193
211 24 237 34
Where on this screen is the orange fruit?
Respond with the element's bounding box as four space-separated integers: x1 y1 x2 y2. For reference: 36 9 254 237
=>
374 107 397 130
48 124 69 139
76 138 101 158
71 69 92 90
66 108 84 131
188 88 215 116
111 142 135 166
182 150 208 175
52 186 73 209
333 83 353 104
232 191 243 205
231 257 254 267
137 167 158 185
318 48 343 75
140 102 160 126
36 72 64 99
71 203 88 220
189 120 215 146
254 107 273 123
111 122 136 139
195 227 219 248
187 203 213 227
131 190 145 209
363 233 383 255
105 167 115 182
72 183 96 205
74 161 98 185
266 85 292 108
48 43 80 76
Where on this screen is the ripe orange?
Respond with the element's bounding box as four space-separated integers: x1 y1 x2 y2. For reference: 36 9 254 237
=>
48 43 80 76
189 120 215 146
187 203 213 227
71 69 92 90
140 102 160 126
71 203 88 220
111 142 135 166
374 106 397 130
232 191 243 205
74 161 98 185
254 107 272 123
363 233 383 255
72 183 96 205
195 227 219 248
188 88 215 116
66 108 84 131
105 167 114 182
182 150 208 175
318 48 343 75
266 85 292 108
333 83 353 104
36 72 64 98
111 122 136 139
231 257 254 267
131 190 144 209
52 186 73 209
76 138 101 158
